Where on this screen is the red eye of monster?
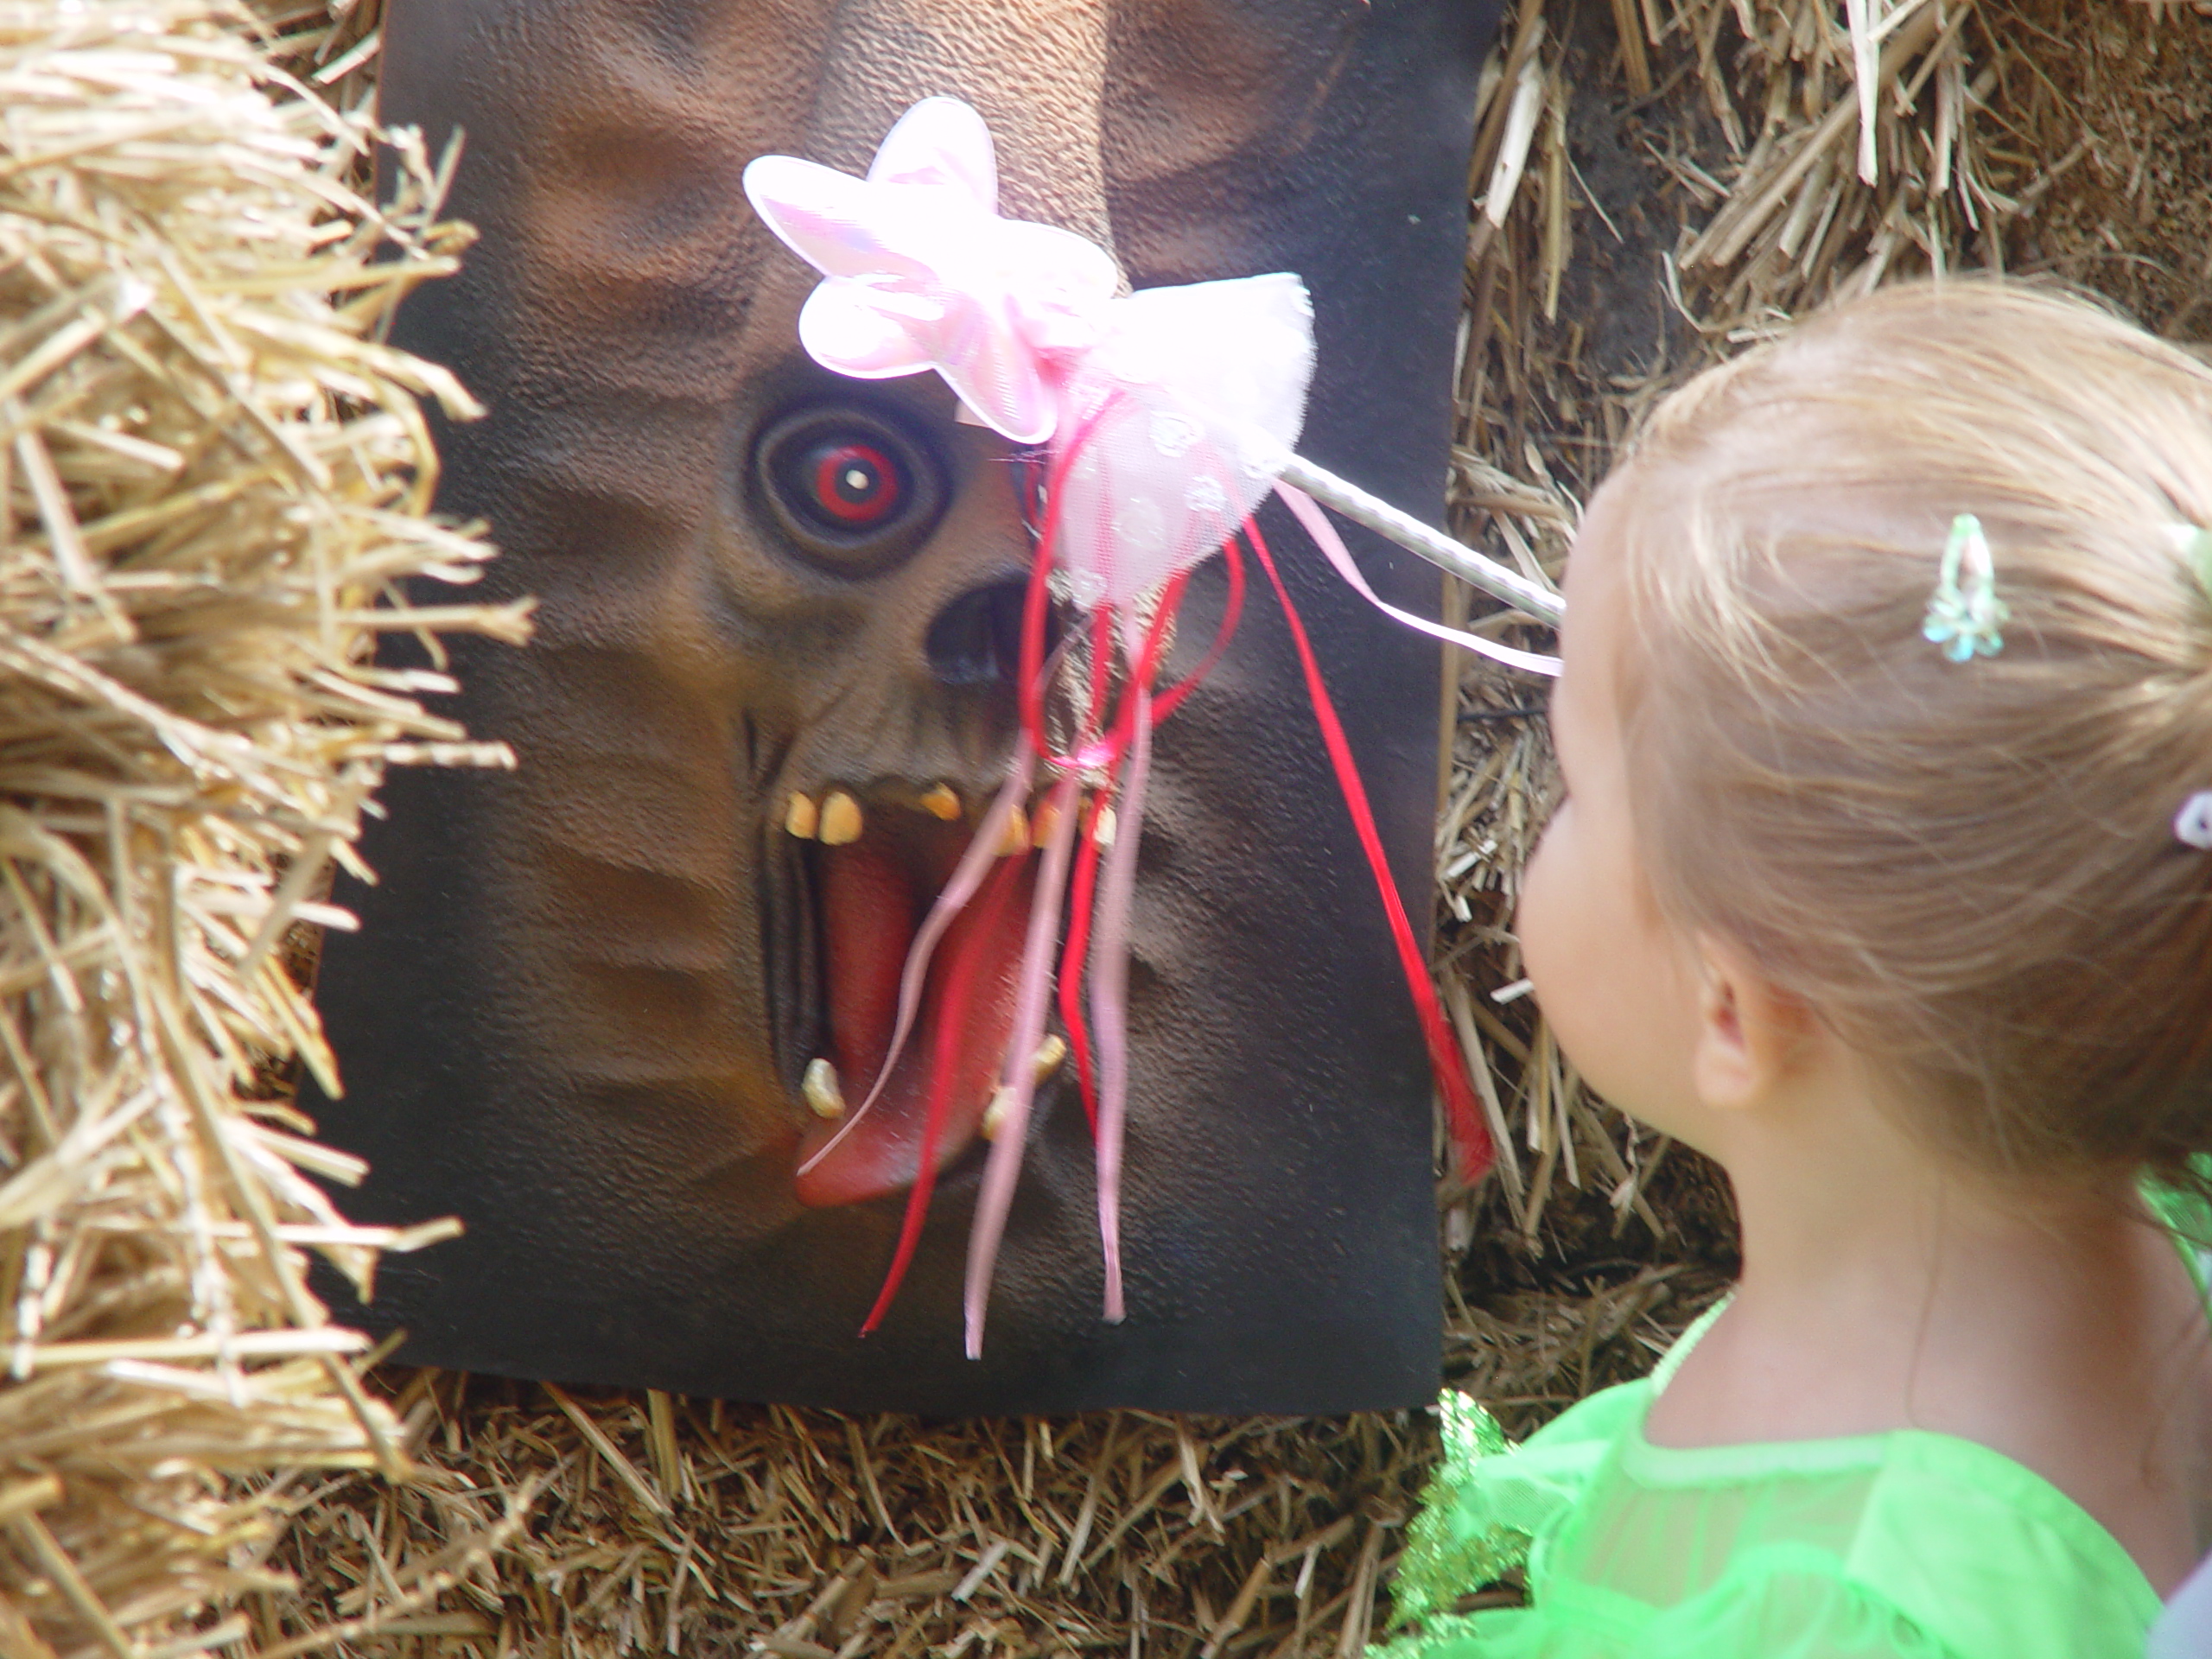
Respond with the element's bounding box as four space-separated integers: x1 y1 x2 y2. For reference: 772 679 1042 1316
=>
756 407 943 571
804 440 901 525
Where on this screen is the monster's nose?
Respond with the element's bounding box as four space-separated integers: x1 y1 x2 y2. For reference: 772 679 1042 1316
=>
924 577 1036 687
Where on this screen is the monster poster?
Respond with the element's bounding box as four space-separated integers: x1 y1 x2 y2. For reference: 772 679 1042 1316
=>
306 0 1501 1414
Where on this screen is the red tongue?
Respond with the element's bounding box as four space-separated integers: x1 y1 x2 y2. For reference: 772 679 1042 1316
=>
794 835 1035 1207
818 837 910 1095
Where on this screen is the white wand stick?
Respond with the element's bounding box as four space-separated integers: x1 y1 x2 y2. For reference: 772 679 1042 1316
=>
1276 454 1566 626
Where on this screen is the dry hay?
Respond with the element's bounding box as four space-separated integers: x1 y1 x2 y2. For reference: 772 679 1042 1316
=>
1990 0 2212 340
0 1 524 1654
268 1391 1448 1659
7 1 2209 1656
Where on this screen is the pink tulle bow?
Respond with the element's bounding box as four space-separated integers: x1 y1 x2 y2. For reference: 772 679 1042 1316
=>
742 96 1314 612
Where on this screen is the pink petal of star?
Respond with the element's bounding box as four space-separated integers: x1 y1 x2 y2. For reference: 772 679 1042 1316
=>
866 96 997 208
795 280 939 378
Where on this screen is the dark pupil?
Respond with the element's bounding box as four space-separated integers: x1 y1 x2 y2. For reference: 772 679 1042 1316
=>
806 441 899 525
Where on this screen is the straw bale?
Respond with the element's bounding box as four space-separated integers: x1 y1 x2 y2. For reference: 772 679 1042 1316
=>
1983 0 2212 341
0 2 520 1654
268 1385 1452 1659
1435 0 2208 1304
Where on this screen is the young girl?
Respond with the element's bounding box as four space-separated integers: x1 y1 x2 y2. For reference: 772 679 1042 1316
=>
1385 281 2212 1659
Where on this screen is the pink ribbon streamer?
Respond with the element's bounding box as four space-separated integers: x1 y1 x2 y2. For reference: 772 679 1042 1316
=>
1088 683 1152 1325
963 770 1084 1359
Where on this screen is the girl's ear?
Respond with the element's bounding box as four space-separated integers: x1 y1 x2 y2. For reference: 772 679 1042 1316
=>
1690 933 1814 1114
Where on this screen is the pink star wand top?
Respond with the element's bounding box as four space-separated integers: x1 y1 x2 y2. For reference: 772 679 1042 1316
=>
747 97 1319 613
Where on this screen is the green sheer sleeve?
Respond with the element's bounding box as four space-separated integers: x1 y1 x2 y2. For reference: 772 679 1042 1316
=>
1376 1179 2202 1659
1381 1554 1955 1659
1376 1294 2162 1659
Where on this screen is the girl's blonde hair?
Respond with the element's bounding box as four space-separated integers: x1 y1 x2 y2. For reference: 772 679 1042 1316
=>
1610 279 2212 1187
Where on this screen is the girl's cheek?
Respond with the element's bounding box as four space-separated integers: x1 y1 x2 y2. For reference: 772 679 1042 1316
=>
1516 808 1573 990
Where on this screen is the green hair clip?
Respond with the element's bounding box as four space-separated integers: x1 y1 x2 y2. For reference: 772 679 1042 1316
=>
1923 512 2009 662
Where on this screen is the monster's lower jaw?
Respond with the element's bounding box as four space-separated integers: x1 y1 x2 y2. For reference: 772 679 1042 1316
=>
791 808 1039 1208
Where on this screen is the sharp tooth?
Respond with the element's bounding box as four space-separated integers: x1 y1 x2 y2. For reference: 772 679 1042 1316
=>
785 792 819 839
1031 799 1062 848
981 1045 1066 1141
918 784 962 822
1031 1033 1067 1083
997 805 1030 856
819 790 863 847
1092 805 1117 849
802 1057 845 1120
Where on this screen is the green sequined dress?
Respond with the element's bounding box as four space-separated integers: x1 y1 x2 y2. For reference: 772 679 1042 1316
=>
1379 1181 2212 1659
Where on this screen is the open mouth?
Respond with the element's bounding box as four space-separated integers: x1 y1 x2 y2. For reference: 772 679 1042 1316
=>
772 785 1051 1207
